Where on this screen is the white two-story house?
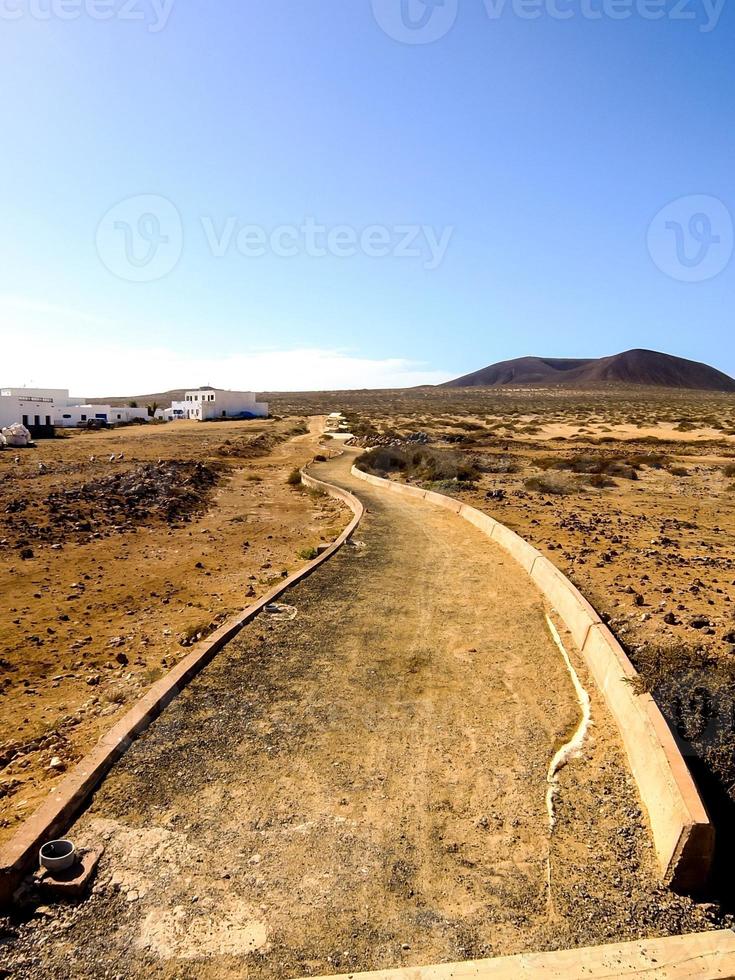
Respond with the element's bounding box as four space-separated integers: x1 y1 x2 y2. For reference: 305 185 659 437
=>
167 388 268 421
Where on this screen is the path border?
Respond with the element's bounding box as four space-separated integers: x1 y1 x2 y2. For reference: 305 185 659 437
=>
350 464 714 893
292 929 735 980
0 459 363 907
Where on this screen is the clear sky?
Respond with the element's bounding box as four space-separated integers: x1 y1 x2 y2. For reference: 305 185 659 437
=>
1 0 733 395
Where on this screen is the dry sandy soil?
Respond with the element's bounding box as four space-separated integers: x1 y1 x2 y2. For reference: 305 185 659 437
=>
0 417 349 845
310 385 735 906
1 451 723 979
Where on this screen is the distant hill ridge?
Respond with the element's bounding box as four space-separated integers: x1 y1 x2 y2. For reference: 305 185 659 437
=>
443 349 735 392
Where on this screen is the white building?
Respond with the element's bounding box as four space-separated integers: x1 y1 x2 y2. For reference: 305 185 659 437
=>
168 388 268 422
54 403 148 427
0 388 148 434
0 388 64 436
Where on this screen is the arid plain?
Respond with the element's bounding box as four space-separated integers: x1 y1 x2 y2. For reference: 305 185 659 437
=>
291 384 735 906
0 417 349 844
2 386 735 978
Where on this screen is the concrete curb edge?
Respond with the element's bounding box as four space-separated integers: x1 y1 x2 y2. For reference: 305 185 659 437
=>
0 457 364 907
350 463 714 893
290 929 735 980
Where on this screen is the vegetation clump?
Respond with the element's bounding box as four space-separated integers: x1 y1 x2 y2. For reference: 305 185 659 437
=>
357 446 480 485
524 475 576 496
536 454 639 480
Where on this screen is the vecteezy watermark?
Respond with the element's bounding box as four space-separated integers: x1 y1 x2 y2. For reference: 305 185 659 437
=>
200 217 453 270
647 195 733 283
372 0 725 42
96 195 184 282
371 0 459 43
95 196 454 282
0 0 175 32
481 0 725 31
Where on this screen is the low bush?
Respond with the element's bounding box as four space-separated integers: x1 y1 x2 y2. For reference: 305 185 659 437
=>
626 452 669 469
357 446 480 484
586 473 617 489
422 479 478 494
606 461 638 480
537 454 638 480
478 455 520 474
524 475 576 496
356 447 407 475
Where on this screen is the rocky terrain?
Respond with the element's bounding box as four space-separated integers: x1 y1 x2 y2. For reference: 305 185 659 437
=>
0 418 349 845
1 452 730 979
4 460 221 554
301 385 735 908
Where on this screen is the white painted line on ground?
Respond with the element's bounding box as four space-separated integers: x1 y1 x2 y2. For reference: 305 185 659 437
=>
545 613 592 831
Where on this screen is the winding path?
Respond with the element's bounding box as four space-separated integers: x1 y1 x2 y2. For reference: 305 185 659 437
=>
5 451 705 979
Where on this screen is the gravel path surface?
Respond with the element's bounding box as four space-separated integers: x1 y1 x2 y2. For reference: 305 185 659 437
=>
1 452 725 979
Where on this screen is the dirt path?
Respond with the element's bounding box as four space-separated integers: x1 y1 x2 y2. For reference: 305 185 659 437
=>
0 417 347 843
2 451 719 979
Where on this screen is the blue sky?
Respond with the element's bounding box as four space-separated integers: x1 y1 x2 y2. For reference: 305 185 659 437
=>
1 0 733 394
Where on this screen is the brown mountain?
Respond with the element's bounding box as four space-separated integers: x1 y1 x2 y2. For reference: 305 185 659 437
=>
443 349 735 392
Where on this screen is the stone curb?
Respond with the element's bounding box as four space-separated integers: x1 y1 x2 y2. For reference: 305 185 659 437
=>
291 929 735 980
0 459 363 907
350 464 714 892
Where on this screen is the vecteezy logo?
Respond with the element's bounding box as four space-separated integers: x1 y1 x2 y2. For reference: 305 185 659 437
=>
647 195 733 283
371 0 458 43
96 194 183 282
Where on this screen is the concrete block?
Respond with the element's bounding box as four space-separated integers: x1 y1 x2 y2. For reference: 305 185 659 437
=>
294 930 735 980
582 624 713 890
458 505 498 538
530 557 600 648
396 483 428 500
491 523 541 574
423 490 462 514
38 845 104 899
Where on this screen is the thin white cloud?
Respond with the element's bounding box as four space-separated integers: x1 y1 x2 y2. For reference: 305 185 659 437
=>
1 340 449 396
0 294 449 393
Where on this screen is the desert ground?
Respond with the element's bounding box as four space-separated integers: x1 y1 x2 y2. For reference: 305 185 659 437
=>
0 417 349 845
1 451 723 979
282 385 735 906
2 387 735 977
